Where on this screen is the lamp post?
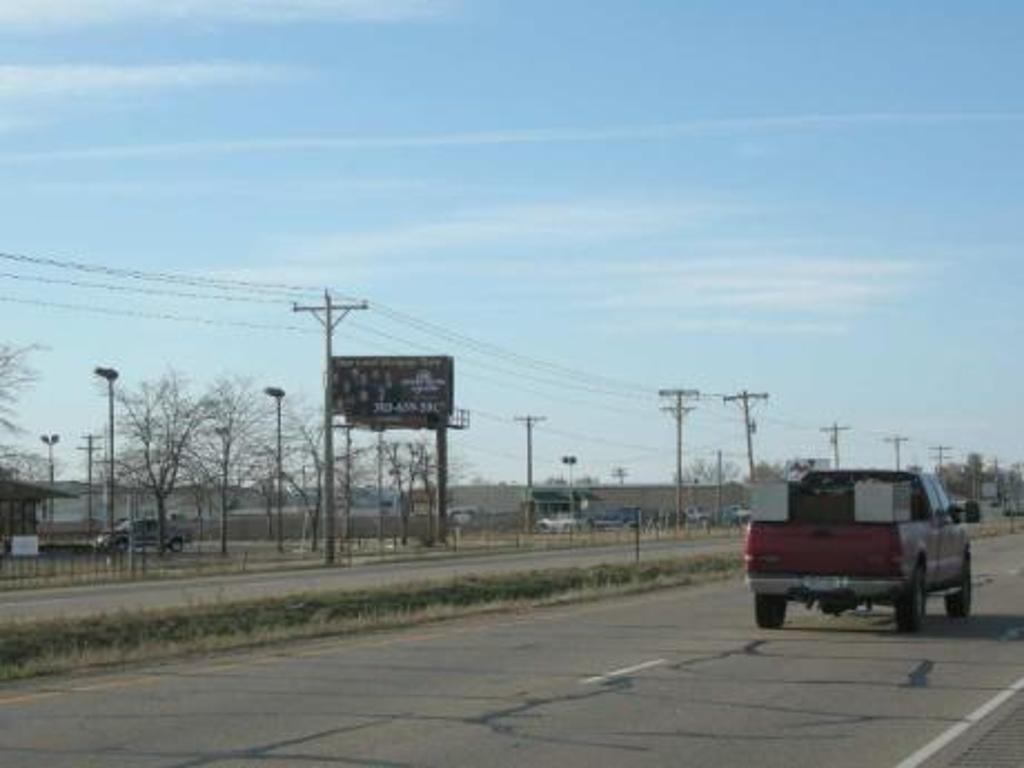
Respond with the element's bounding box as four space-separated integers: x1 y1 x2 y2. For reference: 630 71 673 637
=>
93 367 119 534
40 433 59 521
561 455 577 520
264 387 286 554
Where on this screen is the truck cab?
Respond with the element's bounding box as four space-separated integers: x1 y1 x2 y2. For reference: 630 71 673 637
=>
745 470 971 632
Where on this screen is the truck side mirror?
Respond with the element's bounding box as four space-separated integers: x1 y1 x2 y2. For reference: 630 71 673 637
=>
948 506 962 525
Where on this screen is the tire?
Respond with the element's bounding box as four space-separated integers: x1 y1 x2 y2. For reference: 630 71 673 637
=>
755 594 787 629
896 565 926 633
945 557 972 618
167 537 184 553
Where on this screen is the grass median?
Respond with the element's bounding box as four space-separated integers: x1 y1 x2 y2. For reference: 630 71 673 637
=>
0 552 742 682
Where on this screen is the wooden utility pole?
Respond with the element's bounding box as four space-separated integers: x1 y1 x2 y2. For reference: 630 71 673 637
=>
659 388 699 533
78 434 102 534
930 445 953 474
293 291 367 565
724 391 769 482
820 423 851 468
884 435 910 471
514 415 546 532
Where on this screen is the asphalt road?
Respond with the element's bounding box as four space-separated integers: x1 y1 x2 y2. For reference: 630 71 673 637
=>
0 536 738 623
0 535 1022 767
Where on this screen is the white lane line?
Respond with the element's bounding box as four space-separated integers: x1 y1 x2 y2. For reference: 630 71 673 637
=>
580 659 667 685
892 674 1024 768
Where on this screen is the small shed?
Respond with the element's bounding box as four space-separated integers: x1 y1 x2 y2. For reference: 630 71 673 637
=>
0 478 73 550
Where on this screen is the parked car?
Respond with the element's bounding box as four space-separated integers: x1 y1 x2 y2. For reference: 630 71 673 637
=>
745 470 971 633
685 507 710 527
535 515 582 534
448 506 478 527
586 507 641 530
94 518 191 553
722 505 752 527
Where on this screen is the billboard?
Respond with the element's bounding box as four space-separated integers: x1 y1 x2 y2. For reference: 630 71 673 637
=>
333 356 453 429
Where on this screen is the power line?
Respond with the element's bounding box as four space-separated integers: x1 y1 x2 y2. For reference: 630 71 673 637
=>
0 249 320 298
0 269 289 305
0 293 315 333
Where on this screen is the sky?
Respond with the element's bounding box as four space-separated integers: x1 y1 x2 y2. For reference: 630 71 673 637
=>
1 0 1022 485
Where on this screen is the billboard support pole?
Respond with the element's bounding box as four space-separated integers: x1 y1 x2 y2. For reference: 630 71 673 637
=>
436 424 448 545
293 290 367 566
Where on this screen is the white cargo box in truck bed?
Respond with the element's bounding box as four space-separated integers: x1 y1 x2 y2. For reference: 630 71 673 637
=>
751 480 912 523
853 481 911 523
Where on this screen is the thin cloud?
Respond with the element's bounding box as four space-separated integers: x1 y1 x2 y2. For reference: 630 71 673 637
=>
1 111 1021 163
0 63 280 100
286 201 724 262
0 0 449 29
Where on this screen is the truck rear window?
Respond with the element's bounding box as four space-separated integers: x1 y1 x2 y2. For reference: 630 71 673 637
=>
790 485 855 524
790 471 924 525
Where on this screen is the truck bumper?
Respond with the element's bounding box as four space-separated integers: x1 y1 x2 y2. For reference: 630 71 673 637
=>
747 574 906 601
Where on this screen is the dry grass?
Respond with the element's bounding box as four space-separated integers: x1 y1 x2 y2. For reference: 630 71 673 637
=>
0 553 742 682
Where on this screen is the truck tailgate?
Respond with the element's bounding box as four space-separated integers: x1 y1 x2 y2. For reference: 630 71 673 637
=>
746 522 898 578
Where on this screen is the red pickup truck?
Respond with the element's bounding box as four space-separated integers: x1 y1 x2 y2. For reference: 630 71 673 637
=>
745 470 971 633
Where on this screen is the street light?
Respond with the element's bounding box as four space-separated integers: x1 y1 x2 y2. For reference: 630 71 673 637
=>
561 455 577 520
93 367 118 534
264 387 286 554
40 433 59 521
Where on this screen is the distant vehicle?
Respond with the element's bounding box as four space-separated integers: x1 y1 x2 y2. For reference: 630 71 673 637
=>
448 506 478 527
745 470 971 633
586 507 640 530
535 515 582 534
95 518 191 553
722 505 751 527
685 507 710 527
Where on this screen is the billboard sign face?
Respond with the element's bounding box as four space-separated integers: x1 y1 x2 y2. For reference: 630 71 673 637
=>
333 356 453 429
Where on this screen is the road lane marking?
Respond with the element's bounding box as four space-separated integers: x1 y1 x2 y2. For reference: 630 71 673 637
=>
892 673 1024 768
580 659 667 685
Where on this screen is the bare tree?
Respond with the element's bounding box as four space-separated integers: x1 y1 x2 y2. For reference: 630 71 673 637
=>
0 343 38 434
687 458 742 485
284 401 324 551
118 370 209 553
0 449 48 482
192 376 270 555
384 440 419 546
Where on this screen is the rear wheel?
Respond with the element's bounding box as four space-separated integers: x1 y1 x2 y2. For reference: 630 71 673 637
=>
896 565 926 633
167 537 184 553
755 594 787 629
945 557 972 618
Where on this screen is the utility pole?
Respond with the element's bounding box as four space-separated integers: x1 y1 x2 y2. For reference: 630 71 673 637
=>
514 415 546 532
293 291 367 565
724 390 769 482
716 449 724 522
660 389 699 534
78 434 102 534
930 445 953 474
820 423 851 469
611 466 628 485
884 435 909 471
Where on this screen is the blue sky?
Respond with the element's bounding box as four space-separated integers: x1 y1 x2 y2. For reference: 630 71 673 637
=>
1 0 1022 484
